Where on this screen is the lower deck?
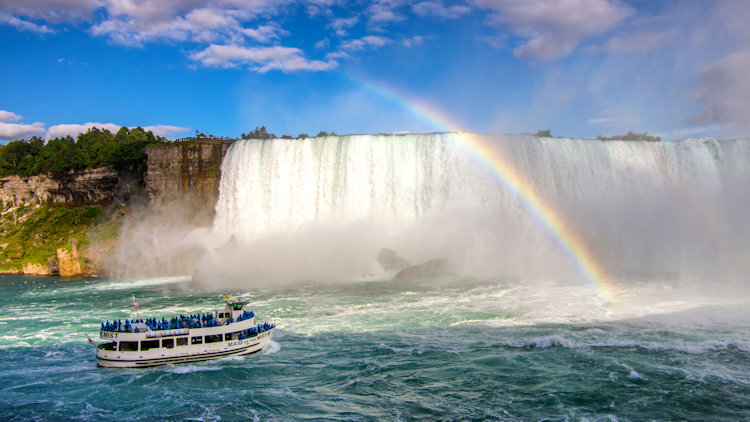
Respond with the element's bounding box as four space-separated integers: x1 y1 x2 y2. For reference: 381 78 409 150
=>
96 329 274 368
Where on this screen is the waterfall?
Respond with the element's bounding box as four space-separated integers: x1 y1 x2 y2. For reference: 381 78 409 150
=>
210 133 750 284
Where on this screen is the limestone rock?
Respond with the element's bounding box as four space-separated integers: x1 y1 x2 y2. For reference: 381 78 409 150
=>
0 268 21 275
47 256 59 274
23 262 51 275
57 240 83 276
0 167 126 208
377 248 411 272
145 141 233 224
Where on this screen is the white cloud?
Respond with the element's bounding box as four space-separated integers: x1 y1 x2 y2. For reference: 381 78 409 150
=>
0 122 46 140
366 1 407 26
325 51 351 60
586 30 676 54
190 44 338 72
402 35 424 47
412 2 470 19
242 24 287 43
91 1 291 46
44 122 190 139
0 110 23 123
315 38 330 49
475 0 633 60
143 125 190 137
691 50 750 129
340 35 390 51
0 0 101 23
328 15 358 36
0 13 53 33
586 108 635 135
46 122 122 139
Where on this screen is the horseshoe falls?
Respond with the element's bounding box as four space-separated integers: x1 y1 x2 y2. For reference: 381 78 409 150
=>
2 134 750 421
209 133 750 287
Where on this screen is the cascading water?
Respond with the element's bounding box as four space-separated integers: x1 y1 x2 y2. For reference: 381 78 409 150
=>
208 133 750 286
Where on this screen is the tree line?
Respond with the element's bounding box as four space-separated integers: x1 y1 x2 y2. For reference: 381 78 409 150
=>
240 126 336 140
0 127 164 180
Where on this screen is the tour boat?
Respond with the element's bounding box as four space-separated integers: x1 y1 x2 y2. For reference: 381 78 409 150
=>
94 297 275 368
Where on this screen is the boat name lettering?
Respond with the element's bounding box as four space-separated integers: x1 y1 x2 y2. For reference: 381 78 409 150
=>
100 332 118 339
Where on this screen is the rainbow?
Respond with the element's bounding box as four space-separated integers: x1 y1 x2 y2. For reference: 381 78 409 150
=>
354 77 615 302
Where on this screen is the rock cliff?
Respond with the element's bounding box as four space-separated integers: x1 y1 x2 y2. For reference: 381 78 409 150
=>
0 167 124 208
145 140 234 224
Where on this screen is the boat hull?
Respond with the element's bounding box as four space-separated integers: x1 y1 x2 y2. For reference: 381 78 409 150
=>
96 329 274 368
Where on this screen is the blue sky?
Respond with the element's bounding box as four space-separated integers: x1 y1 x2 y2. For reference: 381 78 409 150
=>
0 0 748 141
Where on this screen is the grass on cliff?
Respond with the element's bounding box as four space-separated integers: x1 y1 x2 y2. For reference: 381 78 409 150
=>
0 204 124 271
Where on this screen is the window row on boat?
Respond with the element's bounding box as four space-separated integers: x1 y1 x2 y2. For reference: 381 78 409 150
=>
98 323 274 352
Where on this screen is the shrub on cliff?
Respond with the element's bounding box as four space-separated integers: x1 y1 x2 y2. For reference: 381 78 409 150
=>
597 131 661 142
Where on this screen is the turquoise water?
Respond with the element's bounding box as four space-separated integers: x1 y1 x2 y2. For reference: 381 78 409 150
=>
1 275 750 420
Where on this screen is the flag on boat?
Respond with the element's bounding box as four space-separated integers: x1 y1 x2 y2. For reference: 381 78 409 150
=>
131 294 140 310
86 334 95 347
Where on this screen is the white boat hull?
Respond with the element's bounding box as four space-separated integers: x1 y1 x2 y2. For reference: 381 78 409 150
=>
96 329 274 368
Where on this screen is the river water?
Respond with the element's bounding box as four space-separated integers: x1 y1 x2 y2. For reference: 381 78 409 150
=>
2 274 749 420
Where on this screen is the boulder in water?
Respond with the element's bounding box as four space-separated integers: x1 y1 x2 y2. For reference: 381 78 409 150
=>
377 248 410 272
394 259 450 280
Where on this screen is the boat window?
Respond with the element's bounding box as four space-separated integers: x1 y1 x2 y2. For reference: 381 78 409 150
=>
176 337 188 346
232 305 243 310
119 341 138 352
141 340 160 351
191 336 203 345
226 331 241 341
205 334 222 343
162 339 174 349
98 341 117 351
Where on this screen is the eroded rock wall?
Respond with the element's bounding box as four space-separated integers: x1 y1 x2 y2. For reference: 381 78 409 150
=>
145 141 234 224
0 167 123 208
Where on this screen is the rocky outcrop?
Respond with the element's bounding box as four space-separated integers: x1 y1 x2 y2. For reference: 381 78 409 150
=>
145 141 234 224
377 248 411 272
22 262 51 276
0 167 125 208
57 238 84 277
394 259 451 280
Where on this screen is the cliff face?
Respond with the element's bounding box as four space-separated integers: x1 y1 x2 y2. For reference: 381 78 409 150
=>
145 141 234 224
0 167 124 208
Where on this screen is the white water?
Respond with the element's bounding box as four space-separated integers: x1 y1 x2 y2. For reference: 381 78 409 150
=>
204 133 750 288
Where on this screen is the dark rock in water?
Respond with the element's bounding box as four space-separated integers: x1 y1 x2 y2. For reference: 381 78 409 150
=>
221 234 239 252
377 248 411 271
394 259 450 280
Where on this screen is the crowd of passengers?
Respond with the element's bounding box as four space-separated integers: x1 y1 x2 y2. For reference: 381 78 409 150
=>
238 322 274 339
101 310 256 333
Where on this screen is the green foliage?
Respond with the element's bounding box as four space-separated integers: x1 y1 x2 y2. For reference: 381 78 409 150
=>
241 126 276 140
0 127 164 182
597 131 661 142
0 205 106 269
242 126 338 140
535 130 552 137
